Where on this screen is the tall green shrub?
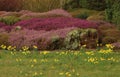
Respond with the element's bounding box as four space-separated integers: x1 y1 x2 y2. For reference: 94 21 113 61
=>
105 0 120 29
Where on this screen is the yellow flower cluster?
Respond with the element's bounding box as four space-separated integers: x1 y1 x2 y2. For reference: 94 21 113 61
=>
99 49 113 54
98 44 114 54
40 51 50 55
0 45 6 50
59 72 72 77
0 45 38 52
105 44 114 49
22 46 29 51
85 51 94 55
87 57 98 64
0 45 16 51
33 45 38 49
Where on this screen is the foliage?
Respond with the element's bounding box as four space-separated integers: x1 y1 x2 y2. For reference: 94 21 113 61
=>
21 0 67 12
112 42 120 50
75 12 89 19
0 22 12 32
20 9 72 20
64 0 106 11
8 29 45 50
102 36 117 45
64 28 98 49
99 27 120 45
0 12 22 17
0 0 22 11
0 22 7 28
8 28 76 50
0 33 9 46
0 16 21 25
14 17 98 31
105 0 120 29
87 11 105 21
69 8 100 18
64 29 81 50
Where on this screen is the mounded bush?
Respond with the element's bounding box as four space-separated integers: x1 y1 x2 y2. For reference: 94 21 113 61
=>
20 9 72 20
64 0 106 11
64 28 98 49
0 22 7 28
0 11 6 15
105 0 120 29
0 16 21 25
64 29 81 50
0 12 22 17
99 28 120 45
74 12 89 19
0 33 9 46
14 17 98 31
87 15 105 21
112 42 120 50
47 36 64 50
8 27 76 50
87 11 105 21
102 36 117 45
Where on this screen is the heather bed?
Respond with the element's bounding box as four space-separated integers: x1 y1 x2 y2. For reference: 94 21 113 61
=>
0 16 120 50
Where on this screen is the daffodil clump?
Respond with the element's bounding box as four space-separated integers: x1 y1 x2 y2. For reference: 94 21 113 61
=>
0 45 16 51
99 44 114 54
0 45 38 52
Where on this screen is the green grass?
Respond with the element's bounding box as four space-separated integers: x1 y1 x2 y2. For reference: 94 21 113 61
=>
0 50 120 77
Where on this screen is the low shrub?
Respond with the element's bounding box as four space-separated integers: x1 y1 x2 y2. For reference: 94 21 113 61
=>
0 16 21 25
0 11 6 15
102 36 117 45
112 42 120 50
87 15 105 21
0 33 9 46
69 8 99 18
8 27 76 50
14 17 98 31
99 28 120 45
64 28 98 49
75 12 89 19
36 27 76 50
8 29 45 50
87 11 105 21
48 36 64 50
0 22 7 28
20 9 72 20
0 12 22 17
98 24 116 31
64 29 81 50
19 10 33 15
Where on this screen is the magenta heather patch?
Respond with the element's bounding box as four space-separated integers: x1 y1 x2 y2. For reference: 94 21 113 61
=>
0 22 12 32
0 22 7 28
14 17 98 31
8 29 46 49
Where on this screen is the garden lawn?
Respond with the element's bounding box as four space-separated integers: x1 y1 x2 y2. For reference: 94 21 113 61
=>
0 50 120 77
